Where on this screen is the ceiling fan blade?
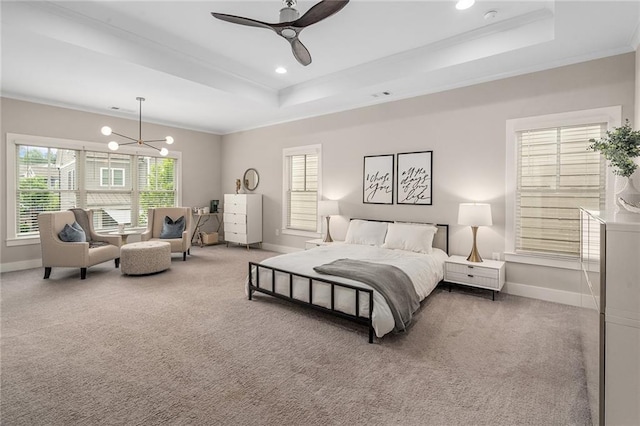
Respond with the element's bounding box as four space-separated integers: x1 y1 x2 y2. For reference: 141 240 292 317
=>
211 12 274 31
293 0 349 28
289 37 312 66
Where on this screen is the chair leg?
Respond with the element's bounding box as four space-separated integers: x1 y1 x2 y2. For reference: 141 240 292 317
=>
80 268 87 280
115 258 120 268
44 267 52 279
187 248 190 255
183 252 187 261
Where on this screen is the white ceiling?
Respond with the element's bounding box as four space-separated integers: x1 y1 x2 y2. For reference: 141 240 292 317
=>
2 1 639 135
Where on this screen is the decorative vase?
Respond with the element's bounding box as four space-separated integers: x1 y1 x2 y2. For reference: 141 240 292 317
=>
616 174 640 214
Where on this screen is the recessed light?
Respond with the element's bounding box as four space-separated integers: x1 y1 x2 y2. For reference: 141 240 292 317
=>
275 67 287 74
456 0 475 10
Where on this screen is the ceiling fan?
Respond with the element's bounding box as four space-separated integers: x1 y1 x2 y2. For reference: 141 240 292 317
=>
211 0 350 66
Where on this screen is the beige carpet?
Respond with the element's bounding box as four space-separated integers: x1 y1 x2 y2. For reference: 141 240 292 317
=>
1 245 591 425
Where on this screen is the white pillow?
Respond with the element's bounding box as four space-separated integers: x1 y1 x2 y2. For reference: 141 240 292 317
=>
382 222 438 254
344 220 388 246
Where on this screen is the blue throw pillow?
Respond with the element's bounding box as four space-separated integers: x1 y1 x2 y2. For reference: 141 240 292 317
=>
58 222 87 242
160 215 185 239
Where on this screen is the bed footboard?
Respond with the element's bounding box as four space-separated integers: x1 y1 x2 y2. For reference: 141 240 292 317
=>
248 262 375 343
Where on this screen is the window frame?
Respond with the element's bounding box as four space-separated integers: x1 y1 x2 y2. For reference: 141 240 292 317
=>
6 133 182 246
281 144 322 238
99 167 126 187
505 106 621 269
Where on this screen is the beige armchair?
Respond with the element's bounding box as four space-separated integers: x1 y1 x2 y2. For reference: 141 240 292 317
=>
140 207 192 261
38 210 121 280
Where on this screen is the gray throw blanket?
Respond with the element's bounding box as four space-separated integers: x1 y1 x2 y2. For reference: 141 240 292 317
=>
69 208 108 248
313 259 420 332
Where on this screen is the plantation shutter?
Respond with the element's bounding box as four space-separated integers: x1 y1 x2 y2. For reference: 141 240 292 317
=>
516 123 606 256
287 154 318 231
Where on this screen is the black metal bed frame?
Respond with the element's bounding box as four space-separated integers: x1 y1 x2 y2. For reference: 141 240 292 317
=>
248 262 376 342
247 222 449 343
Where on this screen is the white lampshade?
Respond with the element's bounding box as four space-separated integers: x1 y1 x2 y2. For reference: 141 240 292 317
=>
159 147 168 156
107 141 119 151
318 200 340 217
458 203 492 226
101 126 112 136
165 136 174 145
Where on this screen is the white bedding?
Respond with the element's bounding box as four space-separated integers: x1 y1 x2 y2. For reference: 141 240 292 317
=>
248 243 448 337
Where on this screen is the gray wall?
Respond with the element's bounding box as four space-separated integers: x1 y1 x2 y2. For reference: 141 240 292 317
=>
0 97 223 267
220 53 636 296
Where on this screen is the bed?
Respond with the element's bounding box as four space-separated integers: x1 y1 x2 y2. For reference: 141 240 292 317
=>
247 219 449 343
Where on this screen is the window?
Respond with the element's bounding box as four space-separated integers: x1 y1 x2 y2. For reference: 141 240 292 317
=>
99 167 125 187
282 144 322 235
506 107 620 264
516 124 605 256
7 133 181 244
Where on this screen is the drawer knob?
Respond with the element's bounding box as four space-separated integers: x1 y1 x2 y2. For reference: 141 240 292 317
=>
467 274 474 278
467 266 474 269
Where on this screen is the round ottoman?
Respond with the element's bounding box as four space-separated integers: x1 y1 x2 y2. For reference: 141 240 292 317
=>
121 241 171 275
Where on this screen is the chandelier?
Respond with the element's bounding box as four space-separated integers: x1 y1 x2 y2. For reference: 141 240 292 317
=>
101 97 174 156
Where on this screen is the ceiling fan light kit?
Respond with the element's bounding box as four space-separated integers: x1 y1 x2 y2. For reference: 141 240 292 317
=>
211 0 350 66
101 97 174 157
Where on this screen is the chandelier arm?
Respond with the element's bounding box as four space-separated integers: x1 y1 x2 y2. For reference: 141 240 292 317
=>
143 139 169 143
115 141 140 147
142 142 163 152
110 131 138 142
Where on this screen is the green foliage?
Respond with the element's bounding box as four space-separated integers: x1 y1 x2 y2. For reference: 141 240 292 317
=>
589 119 640 178
139 158 176 219
19 177 60 233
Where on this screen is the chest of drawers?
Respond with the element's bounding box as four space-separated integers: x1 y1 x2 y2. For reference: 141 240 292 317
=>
223 194 262 248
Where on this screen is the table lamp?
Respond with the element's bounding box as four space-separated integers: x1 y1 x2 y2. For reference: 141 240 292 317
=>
318 200 340 243
458 203 492 262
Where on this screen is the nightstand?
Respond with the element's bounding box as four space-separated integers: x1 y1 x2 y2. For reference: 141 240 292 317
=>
444 255 505 301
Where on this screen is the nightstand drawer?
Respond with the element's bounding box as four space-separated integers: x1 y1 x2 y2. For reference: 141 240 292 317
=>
445 271 501 289
445 262 498 279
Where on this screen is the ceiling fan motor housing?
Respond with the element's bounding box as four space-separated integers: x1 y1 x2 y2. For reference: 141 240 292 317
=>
279 6 300 23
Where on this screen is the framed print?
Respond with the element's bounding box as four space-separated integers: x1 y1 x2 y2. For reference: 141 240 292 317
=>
363 154 394 204
397 151 432 205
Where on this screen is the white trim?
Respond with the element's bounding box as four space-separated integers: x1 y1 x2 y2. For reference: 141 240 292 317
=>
6 237 40 247
261 242 303 254
505 106 622 261
281 228 321 238
503 281 584 307
504 252 581 270
0 259 42 273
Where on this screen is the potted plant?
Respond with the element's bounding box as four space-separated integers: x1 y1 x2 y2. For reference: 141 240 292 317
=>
589 119 640 212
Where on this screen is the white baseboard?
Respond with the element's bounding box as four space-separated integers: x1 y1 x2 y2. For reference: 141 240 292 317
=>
0 259 42 273
503 281 589 308
261 243 303 254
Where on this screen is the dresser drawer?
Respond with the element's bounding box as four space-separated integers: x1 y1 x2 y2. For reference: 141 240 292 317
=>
225 222 247 234
223 213 246 225
445 262 498 279
445 271 500 289
225 232 248 244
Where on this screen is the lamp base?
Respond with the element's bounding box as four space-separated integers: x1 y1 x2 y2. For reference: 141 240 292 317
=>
323 216 333 243
466 226 483 262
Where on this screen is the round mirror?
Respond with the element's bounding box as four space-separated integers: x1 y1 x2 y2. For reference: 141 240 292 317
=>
243 168 259 191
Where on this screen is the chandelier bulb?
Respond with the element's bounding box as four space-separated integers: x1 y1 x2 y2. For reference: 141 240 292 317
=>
101 126 113 136
108 141 119 151
159 147 169 156
165 136 174 145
